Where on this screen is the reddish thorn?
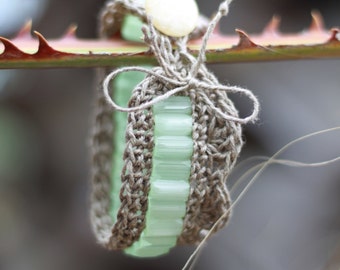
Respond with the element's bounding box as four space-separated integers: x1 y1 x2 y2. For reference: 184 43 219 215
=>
262 15 281 36
327 28 340 43
33 31 63 57
234 29 257 49
14 20 33 40
310 10 325 32
0 37 29 58
62 24 78 39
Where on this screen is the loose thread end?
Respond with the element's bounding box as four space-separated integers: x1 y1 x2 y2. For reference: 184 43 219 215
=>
219 2 229 16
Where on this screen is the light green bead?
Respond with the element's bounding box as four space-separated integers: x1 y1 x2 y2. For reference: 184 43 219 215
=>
154 114 192 136
121 15 144 42
144 218 184 237
154 136 193 160
142 235 177 246
152 160 191 180
153 95 192 115
125 236 171 257
147 199 187 218
149 179 190 201
126 96 193 257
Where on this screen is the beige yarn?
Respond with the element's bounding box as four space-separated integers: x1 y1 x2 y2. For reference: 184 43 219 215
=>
90 1 154 249
91 68 156 249
91 0 259 250
99 0 145 37
178 74 243 244
90 68 116 248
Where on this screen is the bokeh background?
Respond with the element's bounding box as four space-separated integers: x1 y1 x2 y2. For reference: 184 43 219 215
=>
0 0 339 269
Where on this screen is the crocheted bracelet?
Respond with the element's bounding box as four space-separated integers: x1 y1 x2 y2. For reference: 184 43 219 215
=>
91 0 259 257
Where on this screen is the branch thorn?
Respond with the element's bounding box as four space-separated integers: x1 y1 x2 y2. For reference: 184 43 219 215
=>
234 29 257 49
262 15 281 36
327 28 340 43
62 24 78 39
0 37 29 58
309 10 325 33
33 31 64 57
14 20 33 40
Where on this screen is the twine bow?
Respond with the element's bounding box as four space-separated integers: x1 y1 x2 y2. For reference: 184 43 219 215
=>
103 0 260 125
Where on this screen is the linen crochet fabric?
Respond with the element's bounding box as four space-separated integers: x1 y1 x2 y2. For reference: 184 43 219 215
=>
91 0 258 250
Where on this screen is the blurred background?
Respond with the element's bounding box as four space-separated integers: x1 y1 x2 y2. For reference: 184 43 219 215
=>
0 0 339 269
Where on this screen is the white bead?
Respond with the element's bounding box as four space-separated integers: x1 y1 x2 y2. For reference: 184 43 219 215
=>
145 0 199 37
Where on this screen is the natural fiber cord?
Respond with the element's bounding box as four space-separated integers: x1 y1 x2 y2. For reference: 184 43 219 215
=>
91 68 155 250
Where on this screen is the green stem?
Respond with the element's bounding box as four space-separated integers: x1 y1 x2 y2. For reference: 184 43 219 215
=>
0 28 339 69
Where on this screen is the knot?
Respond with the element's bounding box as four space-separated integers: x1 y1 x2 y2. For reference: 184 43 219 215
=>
186 77 198 89
103 66 260 124
102 0 259 125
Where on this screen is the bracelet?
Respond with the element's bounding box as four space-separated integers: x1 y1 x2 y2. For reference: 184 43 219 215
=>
91 0 247 257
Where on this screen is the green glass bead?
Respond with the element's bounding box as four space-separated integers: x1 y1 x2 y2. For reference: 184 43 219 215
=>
147 199 187 218
149 179 190 201
121 15 144 42
154 114 192 136
124 237 171 257
154 136 193 160
126 96 193 257
152 160 191 180
153 96 192 115
143 218 184 237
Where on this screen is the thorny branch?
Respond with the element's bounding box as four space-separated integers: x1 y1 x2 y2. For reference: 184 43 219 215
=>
0 12 339 69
